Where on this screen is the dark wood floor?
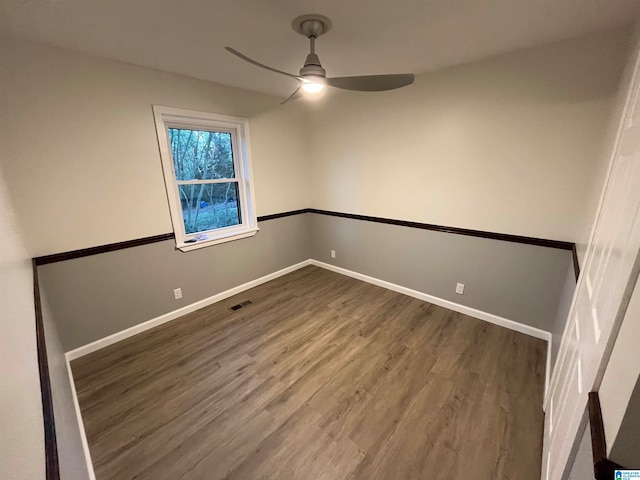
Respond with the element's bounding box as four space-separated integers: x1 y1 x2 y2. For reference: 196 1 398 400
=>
72 265 546 480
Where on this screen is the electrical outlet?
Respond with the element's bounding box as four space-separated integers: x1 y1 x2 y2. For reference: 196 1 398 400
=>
455 283 464 295
331 249 336 259
173 288 183 300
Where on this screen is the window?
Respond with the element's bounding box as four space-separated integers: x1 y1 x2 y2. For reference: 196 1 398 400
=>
153 106 258 251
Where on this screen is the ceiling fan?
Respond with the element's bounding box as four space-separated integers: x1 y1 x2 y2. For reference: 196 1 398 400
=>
225 14 415 104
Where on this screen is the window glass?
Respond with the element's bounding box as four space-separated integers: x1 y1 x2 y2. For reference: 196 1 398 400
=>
168 129 235 181
178 182 241 234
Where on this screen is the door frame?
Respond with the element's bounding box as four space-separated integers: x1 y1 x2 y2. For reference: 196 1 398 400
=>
543 30 640 479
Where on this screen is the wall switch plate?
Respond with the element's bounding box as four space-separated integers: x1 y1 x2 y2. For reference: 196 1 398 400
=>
331 250 336 259
455 283 465 295
173 288 183 300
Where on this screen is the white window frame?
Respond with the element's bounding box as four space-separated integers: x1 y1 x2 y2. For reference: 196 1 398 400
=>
153 105 258 252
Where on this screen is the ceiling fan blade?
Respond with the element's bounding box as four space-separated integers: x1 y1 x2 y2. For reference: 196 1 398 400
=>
225 47 301 80
281 85 303 105
326 73 415 92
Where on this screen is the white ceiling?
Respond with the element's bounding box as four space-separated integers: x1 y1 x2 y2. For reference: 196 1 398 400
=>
1 0 638 98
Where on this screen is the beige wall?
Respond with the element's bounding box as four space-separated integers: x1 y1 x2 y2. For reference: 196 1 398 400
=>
0 38 310 257
1 30 632 258
307 29 632 244
0 167 44 479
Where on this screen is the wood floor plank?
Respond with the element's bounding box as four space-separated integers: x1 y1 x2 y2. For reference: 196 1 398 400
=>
72 265 547 480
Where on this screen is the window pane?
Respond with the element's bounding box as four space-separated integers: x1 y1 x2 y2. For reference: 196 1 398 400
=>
179 182 242 234
168 128 235 181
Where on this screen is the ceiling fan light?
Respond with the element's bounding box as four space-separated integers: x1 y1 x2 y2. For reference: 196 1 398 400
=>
302 82 324 93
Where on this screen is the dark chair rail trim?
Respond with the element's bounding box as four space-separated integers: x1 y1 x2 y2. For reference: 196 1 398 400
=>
308 208 575 250
572 244 581 282
589 391 625 479
32 260 60 479
33 208 576 266
257 209 310 221
34 233 175 266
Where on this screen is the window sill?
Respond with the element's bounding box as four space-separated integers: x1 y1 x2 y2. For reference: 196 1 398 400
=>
177 227 259 252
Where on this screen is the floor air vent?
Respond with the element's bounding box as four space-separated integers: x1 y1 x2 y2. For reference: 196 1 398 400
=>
229 300 252 312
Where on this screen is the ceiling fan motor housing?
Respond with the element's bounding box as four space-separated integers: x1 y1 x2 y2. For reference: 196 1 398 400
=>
300 53 326 78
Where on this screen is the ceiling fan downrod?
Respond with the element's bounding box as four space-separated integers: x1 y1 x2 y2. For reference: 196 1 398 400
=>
293 15 331 78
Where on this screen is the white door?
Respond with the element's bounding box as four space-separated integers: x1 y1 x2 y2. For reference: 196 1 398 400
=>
542 41 640 480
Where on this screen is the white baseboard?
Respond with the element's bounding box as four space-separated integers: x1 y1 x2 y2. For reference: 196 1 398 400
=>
310 260 552 341
65 358 96 480
545 341 552 404
309 260 552 398
65 259 312 361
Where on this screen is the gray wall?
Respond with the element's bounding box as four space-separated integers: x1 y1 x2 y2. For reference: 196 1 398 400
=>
550 261 578 369
567 422 595 480
39 214 312 351
40 212 574 352
309 214 572 332
610 374 640 469
40 291 91 480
